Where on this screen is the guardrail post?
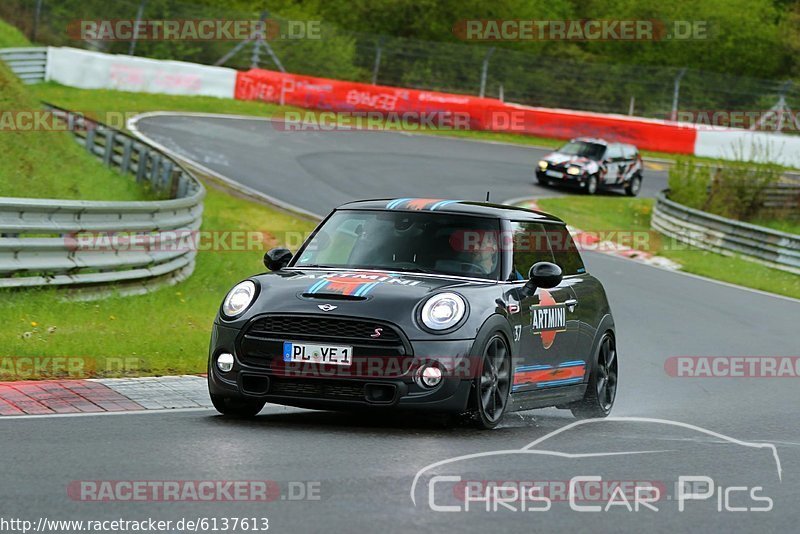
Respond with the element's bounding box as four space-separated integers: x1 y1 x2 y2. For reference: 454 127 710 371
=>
85 128 96 154
103 131 116 166
120 138 133 174
136 146 149 183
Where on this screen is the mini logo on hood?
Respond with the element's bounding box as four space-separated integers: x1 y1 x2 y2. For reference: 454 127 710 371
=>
317 304 338 312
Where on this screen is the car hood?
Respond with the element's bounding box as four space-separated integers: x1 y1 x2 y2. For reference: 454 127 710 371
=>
263 268 489 298
543 152 593 167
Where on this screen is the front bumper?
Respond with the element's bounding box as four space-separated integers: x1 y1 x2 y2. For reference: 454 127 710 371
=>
536 168 586 186
208 323 476 413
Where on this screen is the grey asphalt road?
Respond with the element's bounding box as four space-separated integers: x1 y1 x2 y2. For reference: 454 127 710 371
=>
2 115 798 533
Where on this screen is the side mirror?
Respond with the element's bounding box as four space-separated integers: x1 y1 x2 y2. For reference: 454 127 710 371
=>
264 248 293 271
523 261 563 293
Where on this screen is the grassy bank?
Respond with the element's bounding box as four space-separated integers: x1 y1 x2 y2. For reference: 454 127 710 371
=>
0 66 153 201
537 196 800 300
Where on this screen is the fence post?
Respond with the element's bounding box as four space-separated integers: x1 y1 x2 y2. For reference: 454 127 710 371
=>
371 37 384 85
479 47 495 98
671 68 687 121
31 0 44 42
128 0 147 56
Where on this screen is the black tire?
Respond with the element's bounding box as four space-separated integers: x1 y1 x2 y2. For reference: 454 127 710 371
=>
210 393 266 417
470 333 513 429
570 333 617 419
584 174 598 195
625 174 642 197
536 174 550 187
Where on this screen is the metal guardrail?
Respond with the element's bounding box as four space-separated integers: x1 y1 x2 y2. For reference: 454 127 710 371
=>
0 47 47 84
759 183 800 210
0 105 205 295
651 190 800 275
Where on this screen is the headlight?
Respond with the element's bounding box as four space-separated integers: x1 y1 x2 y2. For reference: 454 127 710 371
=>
420 292 467 331
538 160 548 170
567 166 581 176
222 280 257 318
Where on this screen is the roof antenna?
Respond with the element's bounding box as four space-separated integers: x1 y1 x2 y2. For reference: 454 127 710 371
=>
485 191 491 202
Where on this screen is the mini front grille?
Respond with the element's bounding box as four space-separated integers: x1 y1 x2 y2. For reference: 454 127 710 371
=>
238 315 411 371
248 315 402 344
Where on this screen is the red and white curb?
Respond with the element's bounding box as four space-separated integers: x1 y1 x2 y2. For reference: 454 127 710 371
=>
0 375 211 416
514 198 681 271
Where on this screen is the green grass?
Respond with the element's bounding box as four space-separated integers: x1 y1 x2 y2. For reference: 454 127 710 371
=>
0 18 30 48
0 64 153 201
536 196 800 300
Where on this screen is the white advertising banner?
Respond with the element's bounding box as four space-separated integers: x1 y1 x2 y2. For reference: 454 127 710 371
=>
694 128 800 169
46 47 236 99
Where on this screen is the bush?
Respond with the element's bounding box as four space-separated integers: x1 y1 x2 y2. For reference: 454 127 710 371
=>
668 155 783 222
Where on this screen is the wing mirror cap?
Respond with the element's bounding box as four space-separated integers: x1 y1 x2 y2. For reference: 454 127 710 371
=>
264 248 293 271
523 261 563 294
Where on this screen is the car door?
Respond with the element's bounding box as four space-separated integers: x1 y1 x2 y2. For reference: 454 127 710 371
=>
506 220 581 393
545 224 597 373
622 144 641 180
603 143 626 185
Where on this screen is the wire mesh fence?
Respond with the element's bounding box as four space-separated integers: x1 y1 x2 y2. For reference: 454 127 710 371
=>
4 0 799 129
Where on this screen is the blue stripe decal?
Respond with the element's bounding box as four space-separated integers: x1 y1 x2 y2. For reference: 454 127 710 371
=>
430 200 459 211
515 365 551 372
354 282 376 297
536 377 584 388
307 279 328 294
358 282 380 296
386 198 411 209
559 360 585 367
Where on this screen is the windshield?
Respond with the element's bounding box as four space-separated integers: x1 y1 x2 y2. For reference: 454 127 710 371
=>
293 210 502 280
558 141 606 160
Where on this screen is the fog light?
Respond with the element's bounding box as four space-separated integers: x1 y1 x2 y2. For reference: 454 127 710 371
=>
418 365 443 388
217 353 234 373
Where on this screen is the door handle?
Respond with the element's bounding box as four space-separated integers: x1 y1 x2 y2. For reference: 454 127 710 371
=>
564 299 578 311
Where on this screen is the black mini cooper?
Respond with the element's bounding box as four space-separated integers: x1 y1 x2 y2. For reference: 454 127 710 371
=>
208 198 617 428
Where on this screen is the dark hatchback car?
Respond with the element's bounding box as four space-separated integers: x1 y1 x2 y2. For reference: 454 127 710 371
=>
208 198 617 428
536 137 643 196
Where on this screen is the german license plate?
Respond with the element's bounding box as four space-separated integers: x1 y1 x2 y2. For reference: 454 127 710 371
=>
283 341 353 366
546 170 563 178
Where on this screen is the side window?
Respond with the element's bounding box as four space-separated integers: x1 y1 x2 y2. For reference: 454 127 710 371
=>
605 144 622 161
545 225 586 276
622 145 637 159
508 221 554 280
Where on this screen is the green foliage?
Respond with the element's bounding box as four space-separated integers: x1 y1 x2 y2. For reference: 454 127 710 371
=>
668 155 785 223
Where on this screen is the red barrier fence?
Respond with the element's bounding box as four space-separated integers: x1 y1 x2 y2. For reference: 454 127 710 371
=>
235 68 697 154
